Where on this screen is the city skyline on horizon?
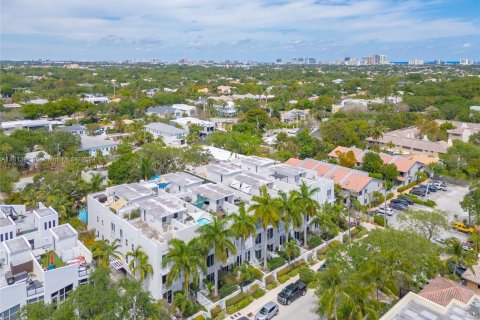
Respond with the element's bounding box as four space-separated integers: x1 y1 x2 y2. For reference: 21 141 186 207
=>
1 0 479 61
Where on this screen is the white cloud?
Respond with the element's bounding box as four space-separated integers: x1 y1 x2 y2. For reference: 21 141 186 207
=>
462 42 472 48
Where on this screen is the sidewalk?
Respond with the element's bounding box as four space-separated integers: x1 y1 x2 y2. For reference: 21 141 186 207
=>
223 260 325 320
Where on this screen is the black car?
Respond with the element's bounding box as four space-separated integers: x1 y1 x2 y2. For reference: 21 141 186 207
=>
389 203 407 211
277 280 307 305
410 188 427 197
391 198 409 206
398 196 414 205
449 261 467 276
419 184 437 192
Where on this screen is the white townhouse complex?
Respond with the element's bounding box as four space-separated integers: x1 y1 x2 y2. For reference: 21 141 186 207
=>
86 155 335 303
0 204 93 318
144 122 186 146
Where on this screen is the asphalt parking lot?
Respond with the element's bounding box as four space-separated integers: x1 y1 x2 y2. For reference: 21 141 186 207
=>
276 290 318 320
382 182 471 242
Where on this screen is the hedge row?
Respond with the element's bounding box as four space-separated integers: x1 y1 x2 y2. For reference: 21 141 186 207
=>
225 284 267 314
210 305 222 318
397 181 419 193
374 215 386 226
277 259 306 277
226 296 254 315
405 194 436 207
316 240 341 260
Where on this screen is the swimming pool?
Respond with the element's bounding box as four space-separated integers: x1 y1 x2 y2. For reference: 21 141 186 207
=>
78 207 88 223
196 218 210 226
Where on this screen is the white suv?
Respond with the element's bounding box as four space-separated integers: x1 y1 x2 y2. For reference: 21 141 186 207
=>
376 206 394 216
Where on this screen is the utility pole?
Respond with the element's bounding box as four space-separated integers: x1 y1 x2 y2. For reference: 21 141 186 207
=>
383 180 387 228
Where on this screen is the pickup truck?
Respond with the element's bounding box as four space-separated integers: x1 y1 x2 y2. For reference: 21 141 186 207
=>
277 280 307 305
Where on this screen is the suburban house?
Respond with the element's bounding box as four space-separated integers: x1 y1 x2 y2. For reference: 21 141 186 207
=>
82 94 109 104
78 136 118 157
328 146 425 186
169 117 215 138
462 264 480 293
147 104 196 118
0 204 93 317
279 109 310 124
285 158 382 205
57 124 86 136
144 122 186 146
215 101 237 117
367 120 480 155
217 85 234 95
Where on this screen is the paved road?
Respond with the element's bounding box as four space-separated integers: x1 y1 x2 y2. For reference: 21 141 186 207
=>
276 289 318 320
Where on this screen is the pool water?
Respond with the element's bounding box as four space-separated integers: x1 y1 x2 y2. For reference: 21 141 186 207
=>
196 218 210 226
78 207 88 223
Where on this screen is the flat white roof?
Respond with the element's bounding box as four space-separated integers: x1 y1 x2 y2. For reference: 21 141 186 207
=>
1 119 63 130
242 156 276 167
206 163 242 176
161 172 203 186
192 183 234 200
171 117 214 126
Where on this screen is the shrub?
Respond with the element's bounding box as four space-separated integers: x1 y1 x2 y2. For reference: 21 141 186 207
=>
398 181 419 193
277 259 305 277
299 268 316 284
317 244 330 256
308 235 322 249
356 229 368 239
219 282 237 298
329 240 341 249
342 233 349 243
268 256 286 271
265 274 276 285
386 192 394 200
213 311 226 320
252 288 266 299
226 292 247 307
373 215 385 226
249 265 264 280
226 296 254 314
266 282 278 290
210 305 222 318
278 274 290 283
193 315 205 320
405 194 436 207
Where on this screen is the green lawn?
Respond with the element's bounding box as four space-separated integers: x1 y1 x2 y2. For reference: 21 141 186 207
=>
41 251 65 269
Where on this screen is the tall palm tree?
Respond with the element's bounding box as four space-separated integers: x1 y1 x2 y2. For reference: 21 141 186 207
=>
316 265 349 320
311 204 341 240
229 203 256 265
163 238 206 295
370 126 385 142
278 191 302 241
248 185 281 269
293 182 320 248
138 154 155 181
92 239 122 268
126 245 153 281
342 279 380 320
197 216 237 297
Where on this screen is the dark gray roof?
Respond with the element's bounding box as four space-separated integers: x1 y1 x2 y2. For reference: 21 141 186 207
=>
59 124 85 132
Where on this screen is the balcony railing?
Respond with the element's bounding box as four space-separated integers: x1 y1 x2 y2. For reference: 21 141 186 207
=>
27 284 44 297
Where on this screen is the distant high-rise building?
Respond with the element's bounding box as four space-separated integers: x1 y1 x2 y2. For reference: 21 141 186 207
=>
276 58 282 64
460 58 473 65
308 58 316 64
434 59 442 65
408 59 424 65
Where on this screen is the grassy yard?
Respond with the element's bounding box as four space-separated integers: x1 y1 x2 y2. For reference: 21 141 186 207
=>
41 251 65 269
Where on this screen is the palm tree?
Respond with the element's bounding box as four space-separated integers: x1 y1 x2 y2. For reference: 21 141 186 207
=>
163 238 206 295
370 126 385 142
126 245 153 281
92 239 122 268
311 204 342 240
342 279 380 320
278 191 302 241
138 154 155 181
316 264 349 320
283 239 299 264
197 216 237 297
88 173 106 193
445 237 477 275
233 262 254 293
229 203 256 265
293 182 320 248
248 185 281 269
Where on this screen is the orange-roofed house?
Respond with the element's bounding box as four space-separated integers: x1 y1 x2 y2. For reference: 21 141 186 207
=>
284 158 382 205
419 276 475 306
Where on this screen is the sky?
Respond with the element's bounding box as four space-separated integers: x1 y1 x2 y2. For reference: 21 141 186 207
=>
1 0 479 62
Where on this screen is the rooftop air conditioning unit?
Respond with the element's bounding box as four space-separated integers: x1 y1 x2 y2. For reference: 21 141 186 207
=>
5 271 14 285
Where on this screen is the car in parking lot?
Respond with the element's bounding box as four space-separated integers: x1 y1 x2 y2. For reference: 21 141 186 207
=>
255 302 279 320
431 181 448 191
410 187 427 197
376 206 394 216
430 237 445 246
419 184 437 192
398 195 414 205
390 198 410 207
277 280 307 305
389 202 407 211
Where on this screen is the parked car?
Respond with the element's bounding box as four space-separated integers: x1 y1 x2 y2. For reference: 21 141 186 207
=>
389 202 407 211
398 195 414 205
452 221 475 234
376 206 394 216
277 280 307 305
430 237 445 246
410 188 427 197
256 302 279 320
317 262 327 272
448 261 467 276
419 184 437 192
391 198 410 206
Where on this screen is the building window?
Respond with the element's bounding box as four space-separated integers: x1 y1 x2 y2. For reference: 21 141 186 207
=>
279 235 286 245
125 239 128 246
52 220 55 227
327 189 332 199
255 250 262 260
119 229 123 238
255 233 262 244
9 232 12 239
162 217 167 223
267 244 273 252
97 216 99 223
207 254 214 267
51 284 73 304
162 274 167 284
44 222 48 230
267 228 273 239
1 304 20 320
244 251 251 262
111 222 115 233
173 213 178 219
